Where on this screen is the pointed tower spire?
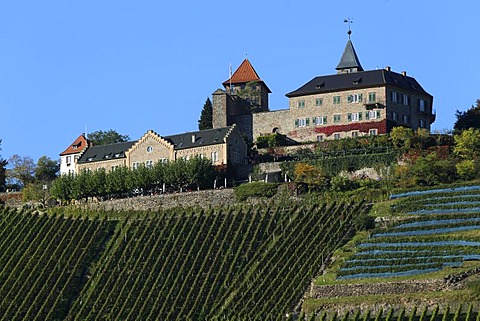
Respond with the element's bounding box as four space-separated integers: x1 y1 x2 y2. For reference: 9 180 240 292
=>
336 19 363 74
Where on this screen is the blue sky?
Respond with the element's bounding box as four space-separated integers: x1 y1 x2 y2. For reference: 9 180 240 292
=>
1 0 479 163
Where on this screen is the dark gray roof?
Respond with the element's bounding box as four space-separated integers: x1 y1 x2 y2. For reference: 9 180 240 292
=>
286 69 432 98
336 39 363 71
164 126 232 150
77 141 136 164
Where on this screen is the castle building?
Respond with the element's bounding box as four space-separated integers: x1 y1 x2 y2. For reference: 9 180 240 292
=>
61 125 247 175
59 134 91 175
212 35 435 144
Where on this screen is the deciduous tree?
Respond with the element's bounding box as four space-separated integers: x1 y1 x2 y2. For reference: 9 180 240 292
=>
88 129 130 145
7 154 35 188
35 156 59 183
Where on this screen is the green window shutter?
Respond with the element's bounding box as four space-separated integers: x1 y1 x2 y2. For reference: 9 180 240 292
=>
347 95 352 103
306 118 310 126
359 112 362 120
347 113 352 122
365 112 370 120
323 116 327 124
294 119 299 127
376 110 381 118
312 117 316 125
359 94 363 102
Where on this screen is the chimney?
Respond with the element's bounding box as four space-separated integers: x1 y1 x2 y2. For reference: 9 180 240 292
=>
191 134 196 143
402 71 407 77
385 66 391 72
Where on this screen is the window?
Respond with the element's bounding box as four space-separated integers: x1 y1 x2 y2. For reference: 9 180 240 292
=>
352 131 359 138
298 100 305 108
369 129 378 136
333 133 341 140
132 162 139 170
145 160 153 168
403 115 409 123
403 94 409 106
160 158 167 163
315 98 323 106
333 114 341 123
348 112 362 122
295 118 309 127
392 112 398 121
333 96 341 104
347 94 363 103
313 116 327 125
146 146 153 153
66 156 71 164
419 119 426 128
111 165 119 171
366 110 381 120
391 91 398 103
211 151 219 163
419 99 426 112
317 135 324 142
368 92 376 103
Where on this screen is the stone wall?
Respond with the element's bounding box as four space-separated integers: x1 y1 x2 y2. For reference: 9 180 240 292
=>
79 188 237 212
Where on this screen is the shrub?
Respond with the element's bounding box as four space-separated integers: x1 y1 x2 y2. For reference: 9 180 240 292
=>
456 159 478 180
233 181 278 201
353 213 375 231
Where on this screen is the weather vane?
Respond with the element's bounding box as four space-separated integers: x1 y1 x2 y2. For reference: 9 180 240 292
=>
344 18 353 39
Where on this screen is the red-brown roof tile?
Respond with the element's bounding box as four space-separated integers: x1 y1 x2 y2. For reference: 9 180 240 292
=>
60 134 91 156
223 59 262 85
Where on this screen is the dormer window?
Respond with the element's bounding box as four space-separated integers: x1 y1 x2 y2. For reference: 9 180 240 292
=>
353 77 362 85
316 82 325 89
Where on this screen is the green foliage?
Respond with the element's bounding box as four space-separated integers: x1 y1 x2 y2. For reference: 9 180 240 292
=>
390 126 413 150
233 181 278 201
198 97 213 130
330 175 358 192
454 99 480 132
454 128 480 160
456 160 478 180
294 163 329 191
256 132 288 148
87 129 130 145
7 154 36 188
35 155 59 183
50 158 217 202
353 213 375 232
21 182 53 206
0 139 6 192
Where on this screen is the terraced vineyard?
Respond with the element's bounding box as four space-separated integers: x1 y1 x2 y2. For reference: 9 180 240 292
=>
337 185 480 280
0 199 364 320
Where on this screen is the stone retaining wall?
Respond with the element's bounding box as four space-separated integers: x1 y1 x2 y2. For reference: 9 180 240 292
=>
310 279 447 299
80 189 237 212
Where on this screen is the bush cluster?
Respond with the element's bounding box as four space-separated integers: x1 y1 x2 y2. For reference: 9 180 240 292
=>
233 181 278 201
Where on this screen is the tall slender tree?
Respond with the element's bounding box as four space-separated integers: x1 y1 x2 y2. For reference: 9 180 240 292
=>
454 99 480 132
198 97 213 130
0 139 7 192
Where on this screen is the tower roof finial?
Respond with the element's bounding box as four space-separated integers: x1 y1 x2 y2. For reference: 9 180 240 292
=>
344 18 353 39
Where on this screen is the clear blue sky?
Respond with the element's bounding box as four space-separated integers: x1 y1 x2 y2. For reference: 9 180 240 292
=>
1 0 479 163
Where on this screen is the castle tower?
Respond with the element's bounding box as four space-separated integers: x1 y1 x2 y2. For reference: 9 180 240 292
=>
336 38 363 74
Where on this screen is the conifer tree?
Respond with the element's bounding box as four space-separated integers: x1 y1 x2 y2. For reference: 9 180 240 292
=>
198 97 213 130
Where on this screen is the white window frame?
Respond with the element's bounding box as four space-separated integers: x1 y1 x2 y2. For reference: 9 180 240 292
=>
350 112 360 121
391 91 398 103
145 160 153 168
298 100 305 108
315 98 323 106
419 99 426 112
368 110 379 120
352 131 359 138
314 116 325 125
369 129 378 136
333 133 341 140
317 135 324 142
132 162 139 170
211 151 219 163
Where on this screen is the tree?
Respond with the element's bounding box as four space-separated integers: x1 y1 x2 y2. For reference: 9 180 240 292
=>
454 99 480 132
7 154 35 188
0 139 7 192
35 156 59 183
87 129 130 145
454 128 480 160
198 97 213 130
390 126 413 150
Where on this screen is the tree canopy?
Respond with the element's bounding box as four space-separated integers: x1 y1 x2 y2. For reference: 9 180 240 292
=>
7 154 35 188
35 156 59 183
454 99 480 132
88 129 130 145
198 97 213 130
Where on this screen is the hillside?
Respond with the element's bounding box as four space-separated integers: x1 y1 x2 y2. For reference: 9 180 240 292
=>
0 199 363 320
305 185 480 320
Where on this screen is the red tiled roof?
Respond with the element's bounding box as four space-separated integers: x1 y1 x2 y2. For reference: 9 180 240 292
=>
60 134 91 156
223 59 262 85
